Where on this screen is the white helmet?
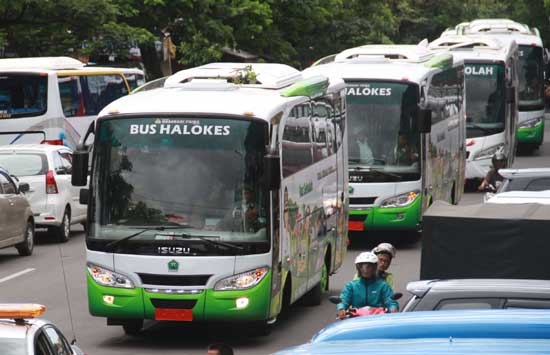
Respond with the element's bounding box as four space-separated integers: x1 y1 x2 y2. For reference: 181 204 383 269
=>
373 243 396 258
355 252 378 265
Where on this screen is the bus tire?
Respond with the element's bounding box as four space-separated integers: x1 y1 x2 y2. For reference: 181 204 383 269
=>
122 319 143 335
304 254 329 307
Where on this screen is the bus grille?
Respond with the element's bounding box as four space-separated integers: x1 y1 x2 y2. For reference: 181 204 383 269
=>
137 273 211 286
150 299 197 309
350 197 377 205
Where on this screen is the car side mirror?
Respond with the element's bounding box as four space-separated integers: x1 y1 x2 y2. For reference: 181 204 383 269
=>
419 108 432 133
264 153 281 191
506 86 515 104
72 147 89 186
79 188 89 205
18 182 30 194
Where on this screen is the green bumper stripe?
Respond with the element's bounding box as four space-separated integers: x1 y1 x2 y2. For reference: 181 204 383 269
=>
517 120 544 144
87 270 271 322
349 195 422 231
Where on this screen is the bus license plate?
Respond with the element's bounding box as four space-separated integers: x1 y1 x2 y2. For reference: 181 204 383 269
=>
155 308 193 321
348 221 365 231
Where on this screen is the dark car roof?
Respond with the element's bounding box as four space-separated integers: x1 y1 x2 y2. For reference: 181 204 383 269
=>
407 279 550 297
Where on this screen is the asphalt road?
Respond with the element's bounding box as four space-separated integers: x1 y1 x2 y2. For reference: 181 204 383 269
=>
1 120 549 355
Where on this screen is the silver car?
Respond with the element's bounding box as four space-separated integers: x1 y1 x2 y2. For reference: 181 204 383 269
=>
0 166 34 256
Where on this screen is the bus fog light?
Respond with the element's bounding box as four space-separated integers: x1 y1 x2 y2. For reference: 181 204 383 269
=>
236 297 249 309
396 213 405 220
103 295 115 305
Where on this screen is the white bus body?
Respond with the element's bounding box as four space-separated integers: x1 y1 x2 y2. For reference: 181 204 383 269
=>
0 57 130 148
443 19 545 150
429 35 519 180
304 44 466 234
76 63 348 332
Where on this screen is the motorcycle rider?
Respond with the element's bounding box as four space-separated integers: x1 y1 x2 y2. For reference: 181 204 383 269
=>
478 151 507 192
373 243 396 290
337 252 398 320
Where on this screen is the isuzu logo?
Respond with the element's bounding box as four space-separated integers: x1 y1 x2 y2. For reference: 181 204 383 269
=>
157 246 191 255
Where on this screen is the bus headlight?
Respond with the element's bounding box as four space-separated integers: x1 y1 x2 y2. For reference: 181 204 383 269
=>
214 267 269 291
519 116 543 129
380 191 419 208
87 263 134 289
473 144 504 161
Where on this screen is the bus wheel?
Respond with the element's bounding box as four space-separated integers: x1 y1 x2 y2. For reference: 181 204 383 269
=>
122 320 143 335
304 256 329 306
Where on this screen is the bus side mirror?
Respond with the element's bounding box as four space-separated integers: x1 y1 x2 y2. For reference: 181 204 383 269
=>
264 154 281 191
72 148 89 187
506 86 516 103
419 108 432 133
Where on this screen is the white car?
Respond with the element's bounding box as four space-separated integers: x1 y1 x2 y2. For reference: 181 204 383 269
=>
0 144 87 242
485 190 550 205
483 168 550 202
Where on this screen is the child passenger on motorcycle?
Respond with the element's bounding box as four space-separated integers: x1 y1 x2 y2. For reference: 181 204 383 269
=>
337 252 398 320
373 243 396 290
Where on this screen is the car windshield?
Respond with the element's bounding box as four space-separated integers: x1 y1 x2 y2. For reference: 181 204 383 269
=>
465 63 506 138
0 153 48 176
0 73 48 118
91 117 269 253
502 176 550 192
346 81 420 182
518 45 544 109
0 338 27 355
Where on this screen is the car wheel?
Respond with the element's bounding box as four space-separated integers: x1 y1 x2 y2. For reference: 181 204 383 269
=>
122 320 143 335
16 220 34 256
54 209 71 243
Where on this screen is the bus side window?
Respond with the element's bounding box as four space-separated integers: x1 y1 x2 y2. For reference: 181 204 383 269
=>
83 74 129 116
59 76 84 117
282 103 313 177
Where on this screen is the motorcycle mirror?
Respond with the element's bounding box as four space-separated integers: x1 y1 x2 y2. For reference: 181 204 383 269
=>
328 296 342 304
391 292 403 301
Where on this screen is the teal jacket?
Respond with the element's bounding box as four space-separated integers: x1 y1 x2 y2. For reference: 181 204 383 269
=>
337 277 398 311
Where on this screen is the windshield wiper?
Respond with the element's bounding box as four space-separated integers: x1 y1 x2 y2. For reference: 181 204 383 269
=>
105 225 185 252
351 166 402 181
175 233 245 252
466 118 494 134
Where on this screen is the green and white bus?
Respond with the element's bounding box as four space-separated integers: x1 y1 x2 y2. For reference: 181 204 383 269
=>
444 19 545 152
71 63 348 334
429 35 519 183
304 44 465 235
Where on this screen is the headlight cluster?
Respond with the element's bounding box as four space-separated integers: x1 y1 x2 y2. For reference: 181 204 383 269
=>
380 190 419 208
87 263 134 289
473 144 504 161
214 267 269 291
519 116 543 129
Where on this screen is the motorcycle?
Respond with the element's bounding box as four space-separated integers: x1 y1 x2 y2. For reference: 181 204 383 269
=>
329 293 402 319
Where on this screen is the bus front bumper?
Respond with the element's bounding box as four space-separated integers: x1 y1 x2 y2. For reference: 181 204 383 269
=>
87 271 272 323
348 195 422 232
517 119 544 145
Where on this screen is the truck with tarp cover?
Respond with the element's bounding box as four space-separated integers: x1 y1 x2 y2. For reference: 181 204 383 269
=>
421 201 550 280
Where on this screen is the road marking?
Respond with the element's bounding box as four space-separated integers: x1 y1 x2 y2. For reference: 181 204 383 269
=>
0 268 36 284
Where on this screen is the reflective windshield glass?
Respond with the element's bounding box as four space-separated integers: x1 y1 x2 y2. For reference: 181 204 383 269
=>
346 81 420 181
518 45 544 109
59 74 129 117
0 153 47 176
465 63 506 138
91 117 269 252
0 73 47 118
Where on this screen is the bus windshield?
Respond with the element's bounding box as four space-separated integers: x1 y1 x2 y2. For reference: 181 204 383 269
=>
0 73 47 118
465 63 506 138
518 45 544 109
90 117 269 254
346 81 420 182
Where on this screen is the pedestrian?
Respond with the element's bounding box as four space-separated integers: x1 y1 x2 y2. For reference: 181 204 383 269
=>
207 343 234 355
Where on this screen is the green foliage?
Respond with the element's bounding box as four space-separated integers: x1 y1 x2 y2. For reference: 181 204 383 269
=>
1 0 550 74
